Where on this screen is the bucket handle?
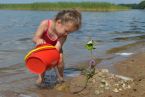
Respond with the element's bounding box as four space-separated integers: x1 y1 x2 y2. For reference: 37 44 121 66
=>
24 45 55 61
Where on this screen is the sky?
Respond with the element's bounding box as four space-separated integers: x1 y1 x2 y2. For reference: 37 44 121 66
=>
0 0 143 4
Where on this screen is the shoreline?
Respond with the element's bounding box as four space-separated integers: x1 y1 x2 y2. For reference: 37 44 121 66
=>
115 52 145 78
0 9 130 12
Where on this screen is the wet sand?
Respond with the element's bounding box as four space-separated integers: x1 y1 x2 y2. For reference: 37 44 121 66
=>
1 51 145 97
0 64 77 97
114 52 145 97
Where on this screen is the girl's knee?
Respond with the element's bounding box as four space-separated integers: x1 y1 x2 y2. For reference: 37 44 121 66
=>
58 62 64 67
58 60 64 68
59 54 64 63
57 53 64 67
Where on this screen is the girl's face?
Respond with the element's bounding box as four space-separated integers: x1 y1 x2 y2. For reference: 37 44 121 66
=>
54 20 76 37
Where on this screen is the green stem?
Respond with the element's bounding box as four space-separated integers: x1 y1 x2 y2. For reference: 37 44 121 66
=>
73 76 89 94
90 50 93 59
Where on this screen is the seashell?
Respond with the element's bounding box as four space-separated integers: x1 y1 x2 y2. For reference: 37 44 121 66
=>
122 83 126 88
100 84 105 88
101 69 109 73
119 88 122 91
114 83 119 86
95 90 100 95
127 85 131 89
115 75 133 81
101 79 109 86
113 88 119 92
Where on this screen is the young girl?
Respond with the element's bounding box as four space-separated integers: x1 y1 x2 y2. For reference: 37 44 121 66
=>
32 9 81 85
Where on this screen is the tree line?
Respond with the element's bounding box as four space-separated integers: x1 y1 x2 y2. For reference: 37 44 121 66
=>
119 1 145 9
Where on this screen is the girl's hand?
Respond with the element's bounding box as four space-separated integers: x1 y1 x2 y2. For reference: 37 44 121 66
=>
35 39 46 46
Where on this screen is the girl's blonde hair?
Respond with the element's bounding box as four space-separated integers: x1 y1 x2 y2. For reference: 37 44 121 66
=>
54 9 82 31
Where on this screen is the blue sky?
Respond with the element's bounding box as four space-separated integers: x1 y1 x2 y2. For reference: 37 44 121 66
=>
0 0 143 4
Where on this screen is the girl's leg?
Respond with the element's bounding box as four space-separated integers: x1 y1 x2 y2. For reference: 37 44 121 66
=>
36 72 45 84
55 53 64 82
54 66 64 82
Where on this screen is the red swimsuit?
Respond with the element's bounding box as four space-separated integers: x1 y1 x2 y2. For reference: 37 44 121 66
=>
41 20 58 46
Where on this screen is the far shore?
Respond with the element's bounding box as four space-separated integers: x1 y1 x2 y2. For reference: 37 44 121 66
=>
0 2 130 11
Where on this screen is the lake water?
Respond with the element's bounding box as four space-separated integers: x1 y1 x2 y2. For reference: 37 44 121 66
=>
0 10 145 72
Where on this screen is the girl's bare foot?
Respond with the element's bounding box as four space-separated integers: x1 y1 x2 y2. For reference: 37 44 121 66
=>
36 74 44 84
57 77 65 84
35 74 46 88
36 78 43 84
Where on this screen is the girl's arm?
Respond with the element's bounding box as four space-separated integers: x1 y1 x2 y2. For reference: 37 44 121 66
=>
32 20 48 45
55 36 67 52
54 36 67 81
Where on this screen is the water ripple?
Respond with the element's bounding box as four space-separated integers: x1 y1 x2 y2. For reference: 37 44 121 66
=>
17 38 31 42
112 34 145 42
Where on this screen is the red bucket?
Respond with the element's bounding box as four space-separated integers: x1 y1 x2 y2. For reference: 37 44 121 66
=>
24 44 60 74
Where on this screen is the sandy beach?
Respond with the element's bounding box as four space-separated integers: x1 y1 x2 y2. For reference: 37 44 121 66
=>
0 50 145 97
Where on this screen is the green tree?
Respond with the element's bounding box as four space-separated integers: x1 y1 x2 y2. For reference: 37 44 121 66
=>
138 0 145 9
